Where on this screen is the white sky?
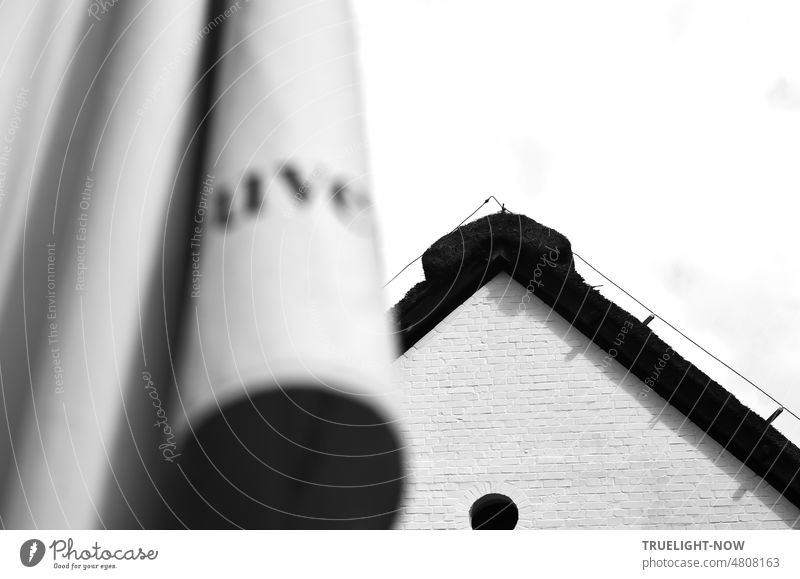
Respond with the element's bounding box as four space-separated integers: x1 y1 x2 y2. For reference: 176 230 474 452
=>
352 1 800 444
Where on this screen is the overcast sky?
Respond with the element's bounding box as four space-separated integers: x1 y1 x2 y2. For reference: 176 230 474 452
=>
352 0 800 445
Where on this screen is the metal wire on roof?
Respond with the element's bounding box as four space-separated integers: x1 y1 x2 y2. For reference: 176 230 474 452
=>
385 198 799 424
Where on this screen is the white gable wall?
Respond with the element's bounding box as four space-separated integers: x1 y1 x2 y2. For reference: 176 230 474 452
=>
393 273 800 529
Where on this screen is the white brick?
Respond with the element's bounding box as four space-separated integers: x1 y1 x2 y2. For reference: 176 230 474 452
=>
393 273 800 529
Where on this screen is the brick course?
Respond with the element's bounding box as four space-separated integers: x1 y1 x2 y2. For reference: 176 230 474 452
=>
393 273 800 529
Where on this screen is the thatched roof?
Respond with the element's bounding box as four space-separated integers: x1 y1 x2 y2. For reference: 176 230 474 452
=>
391 211 800 510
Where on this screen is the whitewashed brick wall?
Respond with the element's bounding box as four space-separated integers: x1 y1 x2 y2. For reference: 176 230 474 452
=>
393 273 800 529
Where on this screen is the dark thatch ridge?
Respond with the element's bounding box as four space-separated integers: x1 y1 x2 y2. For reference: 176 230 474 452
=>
390 211 800 510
